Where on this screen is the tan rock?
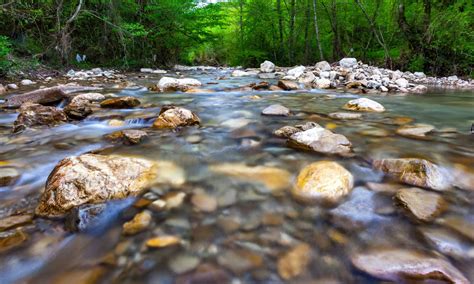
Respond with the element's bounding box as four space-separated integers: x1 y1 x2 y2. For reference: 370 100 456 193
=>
191 191 218 212
13 103 67 133
209 163 292 193
277 243 312 280
373 158 449 191
35 154 157 217
100 96 140 108
288 126 352 155
278 80 299 90
123 211 152 235
395 187 446 222
146 235 181 248
153 106 200 129
396 123 435 138
292 161 353 205
0 214 33 232
343 98 385 112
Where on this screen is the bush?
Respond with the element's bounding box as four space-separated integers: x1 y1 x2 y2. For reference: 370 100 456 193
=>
0 35 12 76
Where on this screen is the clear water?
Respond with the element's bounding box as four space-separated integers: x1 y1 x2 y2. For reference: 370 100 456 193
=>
0 70 473 283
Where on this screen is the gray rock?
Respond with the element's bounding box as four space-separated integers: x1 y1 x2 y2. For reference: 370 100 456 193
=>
315 61 331 71
260 60 276 73
262 104 290 116
288 125 352 155
339 58 358 68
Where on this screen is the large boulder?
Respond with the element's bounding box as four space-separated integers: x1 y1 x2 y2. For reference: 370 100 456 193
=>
35 154 157 218
287 66 306 78
152 106 200 129
64 93 105 120
315 61 331 71
372 158 450 191
298 72 316 84
343 98 385 112
351 248 469 284
260 60 276 73
339 58 358 68
288 124 352 155
158 77 179 91
395 187 446 222
13 103 67 133
100 96 140 109
292 161 353 205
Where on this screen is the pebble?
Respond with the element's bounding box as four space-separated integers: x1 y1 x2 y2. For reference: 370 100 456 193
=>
146 235 181 248
277 243 312 280
122 211 152 235
191 191 218 212
0 168 20 186
217 249 263 275
168 254 201 274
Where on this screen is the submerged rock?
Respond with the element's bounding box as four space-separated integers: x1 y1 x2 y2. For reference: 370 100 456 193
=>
328 112 362 120
288 125 352 155
152 106 200 129
35 154 157 218
65 203 106 232
210 163 292 193
292 161 353 205
395 187 446 222
217 249 263 275
261 104 290 116
105 129 148 145
0 214 33 232
13 103 67 133
373 158 449 191
420 227 474 259
343 98 385 112
123 211 152 235
396 123 435 138
0 168 20 186
100 96 140 108
351 248 469 284
274 126 300 138
146 235 181 248
277 243 312 280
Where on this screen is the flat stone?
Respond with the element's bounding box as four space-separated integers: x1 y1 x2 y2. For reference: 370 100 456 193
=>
217 249 263 275
0 230 28 253
328 112 362 120
4 86 66 108
277 243 312 280
395 187 446 222
437 216 474 242
123 211 152 235
292 161 353 205
373 158 450 191
221 118 252 129
343 98 385 112
175 264 230 284
351 247 469 284
261 104 290 116
396 123 435 138
100 96 140 108
191 191 218 212
419 227 474 259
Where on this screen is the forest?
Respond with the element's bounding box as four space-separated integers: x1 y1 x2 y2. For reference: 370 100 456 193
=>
0 0 472 77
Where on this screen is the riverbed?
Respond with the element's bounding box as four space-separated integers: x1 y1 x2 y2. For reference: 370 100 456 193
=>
0 69 473 283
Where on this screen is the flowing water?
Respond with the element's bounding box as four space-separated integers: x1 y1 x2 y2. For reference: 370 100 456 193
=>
0 70 473 283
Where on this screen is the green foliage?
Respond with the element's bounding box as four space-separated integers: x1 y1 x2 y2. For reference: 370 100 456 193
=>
0 36 12 75
0 0 472 76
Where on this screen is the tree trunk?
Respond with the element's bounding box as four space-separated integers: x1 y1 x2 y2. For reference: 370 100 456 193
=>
312 0 324 60
288 0 296 64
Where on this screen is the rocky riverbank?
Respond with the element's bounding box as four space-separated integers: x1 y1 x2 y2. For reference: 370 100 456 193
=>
0 64 473 283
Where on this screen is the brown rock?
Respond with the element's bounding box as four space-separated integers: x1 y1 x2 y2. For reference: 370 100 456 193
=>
152 106 200 129
0 168 20 186
438 216 474 242
35 154 157 218
373 158 449 191
217 249 263 275
277 243 312 280
273 126 300 138
13 103 67 133
0 230 28 253
351 248 469 284
396 123 435 138
292 161 354 205
278 80 299 90
191 192 218 212
0 214 33 232
105 129 148 145
100 96 140 108
395 187 446 222
122 211 152 235
4 86 66 108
